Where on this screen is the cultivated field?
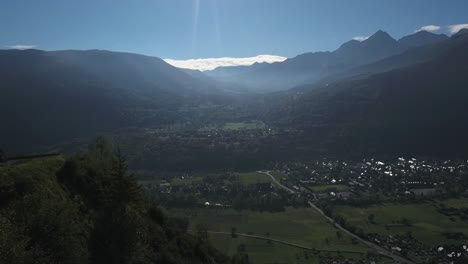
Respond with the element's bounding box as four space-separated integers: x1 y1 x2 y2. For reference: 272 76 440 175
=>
310 184 349 192
168 207 379 263
333 199 468 245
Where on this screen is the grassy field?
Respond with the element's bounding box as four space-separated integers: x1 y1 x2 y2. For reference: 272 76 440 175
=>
168 208 374 263
223 122 265 130
168 172 277 187
237 172 272 186
170 176 203 186
208 233 315 264
269 171 287 182
333 200 468 245
309 184 349 192
441 197 468 208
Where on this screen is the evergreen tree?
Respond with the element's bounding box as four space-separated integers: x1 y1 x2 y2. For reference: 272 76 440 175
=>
0 148 5 162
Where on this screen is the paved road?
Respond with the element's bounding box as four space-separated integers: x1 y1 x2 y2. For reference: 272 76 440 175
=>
257 170 414 264
257 170 296 194
307 201 415 264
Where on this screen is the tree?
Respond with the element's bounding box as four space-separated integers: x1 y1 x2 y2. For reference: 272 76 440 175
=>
0 149 5 162
368 214 375 224
336 231 343 239
102 148 143 207
89 144 144 264
232 252 250 264
265 232 272 244
231 227 238 238
405 230 413 238
237 244 246 253
0 138 229 264
401 217 411 226
196 224 209 242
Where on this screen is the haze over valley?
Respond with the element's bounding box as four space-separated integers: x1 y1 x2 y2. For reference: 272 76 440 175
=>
2 1 468 264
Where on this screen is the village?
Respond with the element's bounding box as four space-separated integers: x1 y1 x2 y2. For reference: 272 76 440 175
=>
141 157 468 263
278 157 468 202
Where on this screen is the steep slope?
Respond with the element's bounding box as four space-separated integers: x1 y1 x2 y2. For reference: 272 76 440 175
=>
210 30 406 92
0 140 229 264
207 30 452 93
0 49 224 152
50 50 222 97
398 30 448 48
334 30 403 64
309 32 467 90
453 28 468 37
275 34 468 156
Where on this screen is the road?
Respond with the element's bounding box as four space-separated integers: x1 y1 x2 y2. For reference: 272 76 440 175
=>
259 170 415 264
208 231 312 250
307 201 415 264
207 231 362 254
257 170 296 194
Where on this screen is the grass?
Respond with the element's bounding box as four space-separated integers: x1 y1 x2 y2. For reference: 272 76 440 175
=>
170 176 203 186
441 197 468 208
333 200 468 245
209 233 316 264
222 122 265 130
269 171 287 182
167 171 282 187
0 156 67 200
237 172 272 186
169 207 372 263
309 184 349 192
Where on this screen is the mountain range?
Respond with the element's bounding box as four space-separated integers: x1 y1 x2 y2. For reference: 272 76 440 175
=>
268 32 468 156
0 49 228 151
204 30 450 92
1 28 468 158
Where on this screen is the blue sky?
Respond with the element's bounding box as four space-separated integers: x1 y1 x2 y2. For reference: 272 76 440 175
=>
1 0 467 59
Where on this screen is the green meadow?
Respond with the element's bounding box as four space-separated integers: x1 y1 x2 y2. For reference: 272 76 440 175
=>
333 200 468 245
168 207 374 264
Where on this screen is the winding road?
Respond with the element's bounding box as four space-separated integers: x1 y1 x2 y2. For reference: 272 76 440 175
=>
258 170 415 264
307 202 415 264
257 170 296 194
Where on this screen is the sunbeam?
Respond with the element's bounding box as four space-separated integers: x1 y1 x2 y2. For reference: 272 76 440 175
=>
212 0 223 56
191 0 200 55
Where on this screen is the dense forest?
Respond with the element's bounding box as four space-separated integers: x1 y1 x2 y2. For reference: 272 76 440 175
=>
0 138 251 264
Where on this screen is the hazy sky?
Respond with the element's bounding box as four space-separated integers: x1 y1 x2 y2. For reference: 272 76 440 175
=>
1 0 467 59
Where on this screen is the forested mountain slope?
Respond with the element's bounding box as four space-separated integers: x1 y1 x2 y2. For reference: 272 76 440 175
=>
0 49 227 152
271 34 468 156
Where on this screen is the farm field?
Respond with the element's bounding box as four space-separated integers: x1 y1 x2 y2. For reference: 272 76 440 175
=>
269 171 287 182
168 207 377 263
167 171 283 187
222 122 266 130
333 200 468 245
170 176 203 186
237 172 272 186
310 184 349 192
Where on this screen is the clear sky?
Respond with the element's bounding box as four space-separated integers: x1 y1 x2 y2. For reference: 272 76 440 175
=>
1 0 467 59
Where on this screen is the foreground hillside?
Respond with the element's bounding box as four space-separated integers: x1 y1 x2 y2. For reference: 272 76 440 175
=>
0 138 232 264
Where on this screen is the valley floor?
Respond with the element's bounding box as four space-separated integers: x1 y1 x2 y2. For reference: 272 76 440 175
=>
168 207 382 264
